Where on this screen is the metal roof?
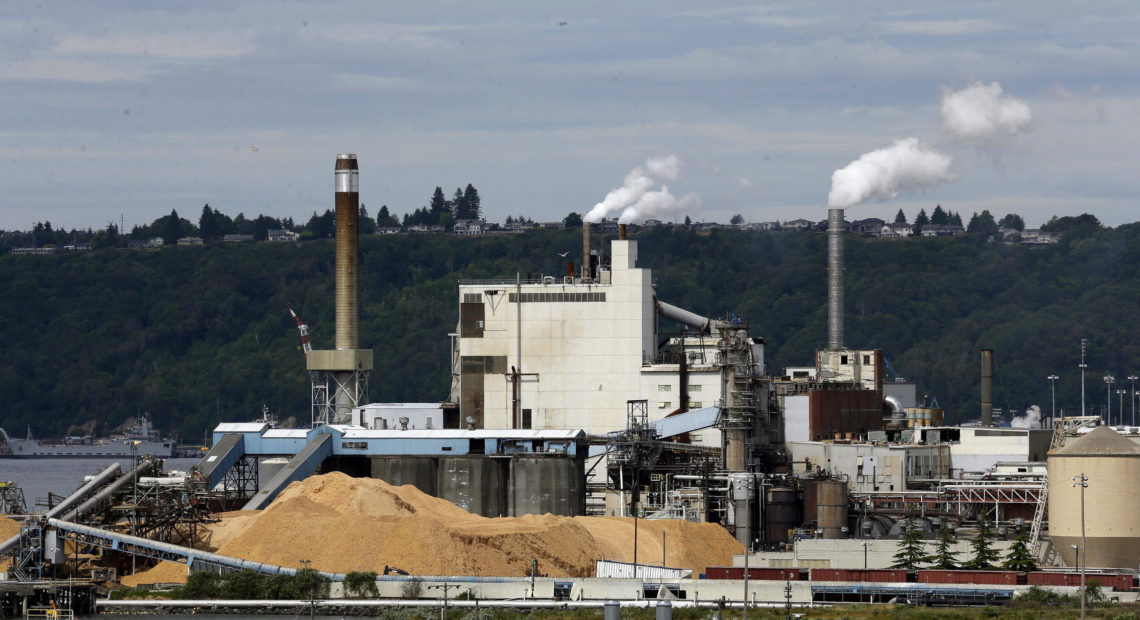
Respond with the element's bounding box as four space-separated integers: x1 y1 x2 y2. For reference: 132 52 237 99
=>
1052 425 1140 456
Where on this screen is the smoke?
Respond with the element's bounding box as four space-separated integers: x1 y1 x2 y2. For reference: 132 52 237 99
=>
585 155 698 224
826 138 957 208
941 82 1033 147
1010 405 1042 429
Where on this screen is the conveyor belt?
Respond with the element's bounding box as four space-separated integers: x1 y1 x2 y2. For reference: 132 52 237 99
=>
241 433 333 510
198 433 246 489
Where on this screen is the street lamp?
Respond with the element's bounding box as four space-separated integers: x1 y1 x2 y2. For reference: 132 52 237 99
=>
1072 474 1088 620
1104 376 1115 424
1047 375 1059 422
1118 389 1127 427
1128 376 1138 426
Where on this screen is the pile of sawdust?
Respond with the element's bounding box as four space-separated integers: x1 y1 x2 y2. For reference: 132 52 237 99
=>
122 560 189 587
207 472 741 577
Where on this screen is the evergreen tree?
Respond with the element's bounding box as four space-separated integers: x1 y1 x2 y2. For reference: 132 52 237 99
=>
358 205 377 235
914 208 929 229
949 212 963 227
730 214 745 225
563 212 583 228
683 215 692 226
966 210 998 236
463 184 481 220
1002 530 1037 572
429 187 450 225
966 513 1001 569
376 205 399 228
931 205 948 226
451 187 469 220
894 209 907 224
891 509 931 569
931 521 960 569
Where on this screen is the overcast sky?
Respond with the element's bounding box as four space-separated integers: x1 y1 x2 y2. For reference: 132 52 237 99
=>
2 1 1138 231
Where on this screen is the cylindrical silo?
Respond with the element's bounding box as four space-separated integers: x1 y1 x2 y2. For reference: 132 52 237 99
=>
371 456 437 496
764 487 800 545
437 456 505 517
815 480 849 539
1048 426 1140 568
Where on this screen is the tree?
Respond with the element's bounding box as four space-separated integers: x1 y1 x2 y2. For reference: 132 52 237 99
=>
463 184 481 220
891 509 931 569
894 209 907 224
451 187 469 220
359 205 377 235
376 205 399 228
730 214 745 226
965 513 1001 569
683 215 692 226
1041 213 1101 237
930 521 960 569
966 210 998 236
344 571 379 598
914 208 929 229
998 213 1025 231
949 211 963 227
563 212 583 228
429 186 450 225
1002 530 1037 572
930 205 948 226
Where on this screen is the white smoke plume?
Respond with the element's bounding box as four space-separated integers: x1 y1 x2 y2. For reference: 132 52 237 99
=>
586 155 695 223
826 138 957 208
941 82 1033 147
1010 405 1042 429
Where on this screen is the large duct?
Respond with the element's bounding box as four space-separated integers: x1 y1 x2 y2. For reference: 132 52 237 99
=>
980 349 994 426
827 208 845 351
335 154 360 351
657 300 715 333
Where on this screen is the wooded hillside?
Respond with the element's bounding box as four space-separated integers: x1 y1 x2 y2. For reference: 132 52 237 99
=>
2 223 1137 441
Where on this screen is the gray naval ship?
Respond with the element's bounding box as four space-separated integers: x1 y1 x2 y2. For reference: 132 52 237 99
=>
0 413 176 458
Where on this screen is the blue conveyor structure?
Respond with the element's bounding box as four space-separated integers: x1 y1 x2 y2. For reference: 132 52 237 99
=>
241 432 333 510
199 432 246 489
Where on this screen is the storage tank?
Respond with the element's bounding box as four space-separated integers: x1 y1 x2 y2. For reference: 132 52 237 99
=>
764 487 800 545
815 480 849 539
437 456 505 517
508 455 584 516
1048 426 1140 568
371 456 437 495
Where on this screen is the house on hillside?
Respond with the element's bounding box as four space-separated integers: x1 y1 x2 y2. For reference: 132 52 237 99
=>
177 236 204 246
128 237 164 249
920 224 965 237
783 219 814 230
268 228 299 242
453 219 486 235
1020 229 1060 245
852 218 885 236
881 223 914 238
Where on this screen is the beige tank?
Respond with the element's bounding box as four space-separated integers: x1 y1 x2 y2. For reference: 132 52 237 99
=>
1048 426 1140 568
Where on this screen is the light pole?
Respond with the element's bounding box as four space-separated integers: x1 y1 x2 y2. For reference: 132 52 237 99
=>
1071 474 1088 620
1104 376 1115 424
1047 375 1059 423
1118 389 1127 427
1080 339 1088 416
1129 376 1138 426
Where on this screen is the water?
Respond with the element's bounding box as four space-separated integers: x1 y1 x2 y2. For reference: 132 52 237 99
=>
0 457 204 514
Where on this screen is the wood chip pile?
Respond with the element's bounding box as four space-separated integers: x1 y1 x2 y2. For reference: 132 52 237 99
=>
205 472 741 577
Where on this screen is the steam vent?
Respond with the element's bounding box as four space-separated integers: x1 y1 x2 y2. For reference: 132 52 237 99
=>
1048 426 1140 568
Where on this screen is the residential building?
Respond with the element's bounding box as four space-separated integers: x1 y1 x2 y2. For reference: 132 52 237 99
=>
177 236 204 246
920 224 965 237
267 228 299 242
453 219 486 236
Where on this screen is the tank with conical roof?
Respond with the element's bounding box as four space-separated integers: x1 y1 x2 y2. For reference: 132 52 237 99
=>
1048 425 1140 568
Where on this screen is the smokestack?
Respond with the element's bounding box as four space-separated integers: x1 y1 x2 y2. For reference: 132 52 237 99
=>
981 349 994 426
335 154 359 350
618 223 627 240
582 223 591 281
827 208 845 351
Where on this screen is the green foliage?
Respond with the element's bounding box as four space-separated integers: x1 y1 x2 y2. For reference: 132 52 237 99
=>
1013 586 1077 607
174 568 330 600
402 576 424 598
181 571 222 598
894 209 907 224
930 520 960 569
891 509 931 569
1001 530 1037 572
563 212 583 228
344 570 380 598
965 513 1000 570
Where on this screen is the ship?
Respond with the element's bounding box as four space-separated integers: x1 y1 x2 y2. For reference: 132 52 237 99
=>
0 413 177 458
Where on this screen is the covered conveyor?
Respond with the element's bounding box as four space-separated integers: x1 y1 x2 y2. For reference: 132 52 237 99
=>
241 433 333 510
198 432 246 489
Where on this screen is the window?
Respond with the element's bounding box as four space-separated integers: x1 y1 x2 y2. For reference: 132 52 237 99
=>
522 409 532 429
689 385 702 392
863 354 870 364
658 401 671 408
690 401 702 408
658 384 672 392
840 355 848 364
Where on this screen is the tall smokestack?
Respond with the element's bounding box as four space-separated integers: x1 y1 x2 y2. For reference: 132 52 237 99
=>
827 208 845 351
618 223 627 240
980 349 994 426
582 223 591 281
335 154 359 350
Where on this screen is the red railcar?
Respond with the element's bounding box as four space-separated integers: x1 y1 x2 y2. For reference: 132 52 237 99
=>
704 567 804 580
1028 572 1135 590
810 568 909 583
917 570 1019 585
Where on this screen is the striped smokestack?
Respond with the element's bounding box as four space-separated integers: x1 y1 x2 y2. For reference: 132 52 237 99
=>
827 208 845 351
335 154 359 350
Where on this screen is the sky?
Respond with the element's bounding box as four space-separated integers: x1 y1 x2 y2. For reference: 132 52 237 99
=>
2 1 1138 232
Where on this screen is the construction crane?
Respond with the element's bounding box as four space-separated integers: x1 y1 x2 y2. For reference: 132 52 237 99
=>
287 303 312 357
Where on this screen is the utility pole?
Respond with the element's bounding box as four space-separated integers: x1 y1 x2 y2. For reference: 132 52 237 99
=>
1129 376 1138 426
1048 374 1059 423
1080 339 1088 417
1071 474 1088 620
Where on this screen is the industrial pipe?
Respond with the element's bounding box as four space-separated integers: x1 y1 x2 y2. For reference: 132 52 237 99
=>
45 462 122 519
827 208 845 351
656 301 714 333
582 223 591 281
981 349 994 426
61 458 156 521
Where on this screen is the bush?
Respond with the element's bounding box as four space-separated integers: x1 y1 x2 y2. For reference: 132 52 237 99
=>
1014 586 1077 607
181 571 222 598
402 577 424 598
344 570 380 598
